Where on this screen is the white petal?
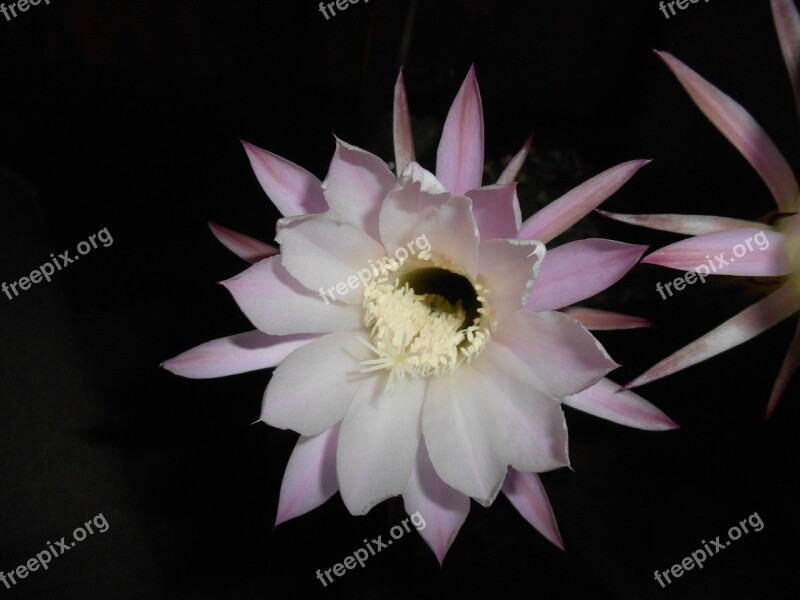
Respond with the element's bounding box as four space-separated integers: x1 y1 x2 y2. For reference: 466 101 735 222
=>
337 375 426 515
261 331 371 436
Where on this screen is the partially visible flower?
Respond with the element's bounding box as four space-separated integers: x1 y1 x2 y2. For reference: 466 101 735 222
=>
164 66 676 563
601 0 800 419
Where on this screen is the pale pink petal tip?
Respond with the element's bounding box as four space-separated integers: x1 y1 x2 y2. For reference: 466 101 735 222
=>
655 50 799 212
564 378 679 431
208 222 278 263
562 307 655 331
497 133 533 185
436 65 484 196
596 210 767 236
393 68 416 174
502 470 564 551
765 319 800 420
519 159 651 244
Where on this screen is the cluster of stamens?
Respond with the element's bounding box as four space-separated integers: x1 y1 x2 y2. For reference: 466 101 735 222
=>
358 249 495 389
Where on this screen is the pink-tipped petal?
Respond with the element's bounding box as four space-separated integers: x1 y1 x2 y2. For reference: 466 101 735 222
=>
497 135 533 185
242 141 328 217
526 240 647 312
628 282 800 389
261 330 372 436
561 307 655 331
495 310 619 401
275 424 340 526
322 139 397 241
519 160 651 243
772 0 800 119
563 377 679 431
466 183 522 240
765 317 800 419
502 470 564 551
436 66 484 196
642 228 792 276
393 69 416 174
657 51 799 212
477 239 545 320
402 441 470 565
162 331 317 379
221 256 362 335
276 214 388 304
208 222 279 263
337 375 426 515
596 211 767 236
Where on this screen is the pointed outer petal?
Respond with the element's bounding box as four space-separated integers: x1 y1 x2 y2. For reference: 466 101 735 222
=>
436 65 484 196
466 183 522 240
596 210 769 236
381 194 480 279
275 214 388 305
497 134 533 185
766 317 800 419
657 51 799 211
321 139 397 240
162 331 318 379
772 0 800 118
525 240 648 313
627 282 800 389
393 69 416 174
242 141 328 217
261 330 373 436
495 310 619 398
641 228 792 276
519 160 651 243
563 377 679 431
477 239 545 320
221 256 362 335
402 441 470 565
208 222 279 263
337 375 426 515
400 161 450 194
275 424 340 526
424 341 569 506
561 307 655 331
379 173 450 253
501 470 564 551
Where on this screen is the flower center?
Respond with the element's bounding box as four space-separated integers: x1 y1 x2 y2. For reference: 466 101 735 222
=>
358 250 495 387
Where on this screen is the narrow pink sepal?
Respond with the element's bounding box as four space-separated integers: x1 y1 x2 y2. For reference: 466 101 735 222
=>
275 424 340 526
497 134 533 185
393 69 416 175
208 222 278 263
641 228 792 277
162 330 318 379
561 307 655 331
242 141 328 217
627 282 800 389
502 470 564 551
519 160 651 244
596 211 767 236
436 65 484 196
563 378 679 431
772 0 800 119
765 317 800 420
657 50 799 212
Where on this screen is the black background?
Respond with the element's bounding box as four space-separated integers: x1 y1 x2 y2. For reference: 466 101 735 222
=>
1 0 798 598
